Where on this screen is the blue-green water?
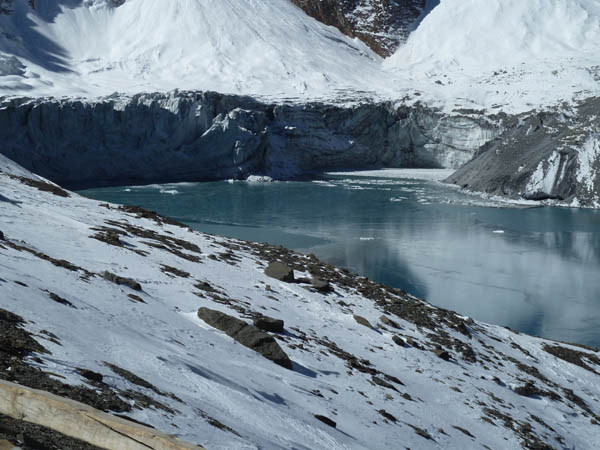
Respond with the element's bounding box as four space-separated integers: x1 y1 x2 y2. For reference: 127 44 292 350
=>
80 174 600 347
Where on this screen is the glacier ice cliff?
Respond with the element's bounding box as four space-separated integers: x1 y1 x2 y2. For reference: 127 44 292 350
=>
0 91 496 189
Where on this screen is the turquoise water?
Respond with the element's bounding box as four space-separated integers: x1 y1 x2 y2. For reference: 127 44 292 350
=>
80 174 600 347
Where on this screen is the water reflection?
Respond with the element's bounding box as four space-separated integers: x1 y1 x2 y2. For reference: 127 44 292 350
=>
80 175 600 347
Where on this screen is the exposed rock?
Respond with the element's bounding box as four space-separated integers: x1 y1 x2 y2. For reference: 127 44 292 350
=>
310 277 331 292
264 262 295 283
253 316 285 333
353 314 374 330
0 231 4 241
380 315 401 329
314 414 336 428
378 409 397 423
543 344 600 374
126 294 145 303
290 0 426 57
392 335 407 347
101 271 142 291
6 174 69 198
434 349 451 361
197 308 292 369
77 370 103 384
446 97 600 207
47 293 75 308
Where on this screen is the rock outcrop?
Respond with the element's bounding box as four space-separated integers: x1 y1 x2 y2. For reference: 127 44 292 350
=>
264 262 295 283
197 307 293 369
291 0 427 57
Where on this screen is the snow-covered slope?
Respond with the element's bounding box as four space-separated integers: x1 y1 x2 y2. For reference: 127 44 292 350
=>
2 157 600 449
0 0 384 98
2 0 600 112
384 0 600 112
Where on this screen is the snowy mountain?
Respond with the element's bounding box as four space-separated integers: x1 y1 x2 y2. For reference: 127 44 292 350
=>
0 0 384 98
2 156 600 449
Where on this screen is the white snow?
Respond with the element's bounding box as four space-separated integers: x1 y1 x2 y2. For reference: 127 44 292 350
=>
1 154 600 450
1 0 600 112
525 151 563 197
384 0 600 112
0 0 384 100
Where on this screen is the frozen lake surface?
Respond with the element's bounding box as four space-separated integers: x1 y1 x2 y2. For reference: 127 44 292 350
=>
81 170 600 347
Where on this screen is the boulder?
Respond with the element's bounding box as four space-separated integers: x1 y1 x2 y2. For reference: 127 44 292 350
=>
102 271 142 291
77 369 103 384
264 262 294 283
353 314 374 330
197 308 292 369
253 316 284 333
391 335 406 347
380 315 401 329
0 230 4 241
314 414 336 428
311 277 331 292
434 349 451 361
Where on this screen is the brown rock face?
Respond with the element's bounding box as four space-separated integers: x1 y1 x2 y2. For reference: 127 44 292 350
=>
290 0 427 57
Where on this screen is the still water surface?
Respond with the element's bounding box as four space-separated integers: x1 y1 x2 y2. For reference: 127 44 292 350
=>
80 171 600 347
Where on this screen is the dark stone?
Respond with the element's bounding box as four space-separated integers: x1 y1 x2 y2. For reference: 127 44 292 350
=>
197 308 292 369
380 315 401 329
372 376 398 392
102 271 142 291
314 414 336 428
353 314 374 329
392 335 406 347
311 277 331 292
48 292 75 308
264 262 295 282
77 369 103 383
434 349 451 361
253 316 285 333
378 409 397 423
0 231 4 241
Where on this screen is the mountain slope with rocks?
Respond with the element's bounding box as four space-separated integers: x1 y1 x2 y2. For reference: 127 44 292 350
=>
290 0 427 57
2 156 600 449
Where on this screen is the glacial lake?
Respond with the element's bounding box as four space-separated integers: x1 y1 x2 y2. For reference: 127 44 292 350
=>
80 170 600 348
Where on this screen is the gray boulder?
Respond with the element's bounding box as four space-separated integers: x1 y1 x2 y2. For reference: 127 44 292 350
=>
253 316 284 333
197 307 292 369
264 262 295 283
380 315 401 329
102 271 142 291
353 314 374 329
311 277 331 292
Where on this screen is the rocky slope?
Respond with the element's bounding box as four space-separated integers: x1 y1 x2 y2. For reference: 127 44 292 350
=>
2 154 600 450
446 97 600 208
290 0 427 57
